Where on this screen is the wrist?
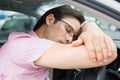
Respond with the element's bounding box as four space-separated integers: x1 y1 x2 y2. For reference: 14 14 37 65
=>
81 21 93 31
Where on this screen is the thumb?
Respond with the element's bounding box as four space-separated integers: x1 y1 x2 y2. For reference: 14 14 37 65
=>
72 38 83 47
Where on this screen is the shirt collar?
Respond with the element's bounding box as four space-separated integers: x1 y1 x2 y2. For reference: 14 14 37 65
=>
28 30 39 38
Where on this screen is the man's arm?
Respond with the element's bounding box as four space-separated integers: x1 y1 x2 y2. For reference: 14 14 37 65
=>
34 42 117 69
72 22 117 64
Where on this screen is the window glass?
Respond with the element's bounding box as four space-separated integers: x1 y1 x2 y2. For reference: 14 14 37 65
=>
81 11 120 32
0 10 37 46
70 7 119 32
72 5 120 48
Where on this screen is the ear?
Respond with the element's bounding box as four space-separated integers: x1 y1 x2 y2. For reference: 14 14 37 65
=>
46 14 55 26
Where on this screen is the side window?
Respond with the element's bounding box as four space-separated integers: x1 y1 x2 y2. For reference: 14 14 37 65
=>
81 11 120 31
74 7 120 49
71 7 120 42
0 10 37 46
0 10 37 32
81 10 120 42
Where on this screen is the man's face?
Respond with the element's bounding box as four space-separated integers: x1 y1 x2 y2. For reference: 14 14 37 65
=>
45 16 81 44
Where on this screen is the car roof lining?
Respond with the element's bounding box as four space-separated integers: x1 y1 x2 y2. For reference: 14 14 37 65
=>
0 0 53 18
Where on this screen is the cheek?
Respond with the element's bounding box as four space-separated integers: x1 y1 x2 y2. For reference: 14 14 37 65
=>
52 24 66 40
56 27 66 37
53 28 66 40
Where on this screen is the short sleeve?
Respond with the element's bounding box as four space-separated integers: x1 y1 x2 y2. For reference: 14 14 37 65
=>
9 36 55 68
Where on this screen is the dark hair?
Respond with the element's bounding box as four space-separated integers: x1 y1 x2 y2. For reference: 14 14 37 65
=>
33 5 85 31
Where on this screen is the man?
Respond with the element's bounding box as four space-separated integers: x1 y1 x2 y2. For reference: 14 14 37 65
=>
0 6 117 80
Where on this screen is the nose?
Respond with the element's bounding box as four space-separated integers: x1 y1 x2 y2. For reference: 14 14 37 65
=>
66 34 73 44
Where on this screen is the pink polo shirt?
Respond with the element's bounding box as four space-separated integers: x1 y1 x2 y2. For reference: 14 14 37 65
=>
0 31 55 80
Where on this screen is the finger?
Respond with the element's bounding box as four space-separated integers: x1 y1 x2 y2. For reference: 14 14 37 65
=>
93 37 103 64
105 36 117 57
72 39 83 47
86 40 97 62
104 36 113 57
109 38 117 55
100 37 109 63
80 33 97 62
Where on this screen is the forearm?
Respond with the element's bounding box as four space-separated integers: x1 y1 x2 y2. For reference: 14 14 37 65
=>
34 43 117 69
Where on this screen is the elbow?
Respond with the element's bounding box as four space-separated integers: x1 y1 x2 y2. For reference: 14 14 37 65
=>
34 59 43 67
34 60 39 66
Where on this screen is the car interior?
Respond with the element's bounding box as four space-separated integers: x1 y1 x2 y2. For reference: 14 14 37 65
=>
0 0 120 80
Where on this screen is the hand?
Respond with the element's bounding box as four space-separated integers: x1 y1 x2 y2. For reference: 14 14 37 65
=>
72 22 117 64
